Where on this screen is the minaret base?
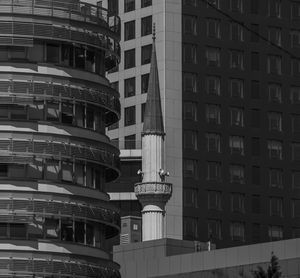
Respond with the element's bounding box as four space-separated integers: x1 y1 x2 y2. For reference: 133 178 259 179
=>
142 204 164 241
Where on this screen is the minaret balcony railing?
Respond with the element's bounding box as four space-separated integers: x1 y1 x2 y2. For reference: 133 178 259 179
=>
135 181 172 196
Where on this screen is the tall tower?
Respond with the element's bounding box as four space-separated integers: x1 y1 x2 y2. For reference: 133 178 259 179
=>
0 1 121 277
134 25 172 241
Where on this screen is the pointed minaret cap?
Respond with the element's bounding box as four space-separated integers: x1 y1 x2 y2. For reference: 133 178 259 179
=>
142 23 165 137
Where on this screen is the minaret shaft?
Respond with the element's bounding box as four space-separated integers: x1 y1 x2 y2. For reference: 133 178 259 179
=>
142 135 164 182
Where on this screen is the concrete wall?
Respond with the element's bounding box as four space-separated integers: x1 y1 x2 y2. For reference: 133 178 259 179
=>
114 238 300 278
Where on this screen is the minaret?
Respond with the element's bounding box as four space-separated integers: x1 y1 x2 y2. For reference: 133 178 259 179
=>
134 24 172 241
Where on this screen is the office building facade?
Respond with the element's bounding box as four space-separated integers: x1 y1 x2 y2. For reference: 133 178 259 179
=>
107 0 300 248
0 0 121 277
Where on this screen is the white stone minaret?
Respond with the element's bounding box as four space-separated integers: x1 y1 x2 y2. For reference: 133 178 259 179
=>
134 24 172 241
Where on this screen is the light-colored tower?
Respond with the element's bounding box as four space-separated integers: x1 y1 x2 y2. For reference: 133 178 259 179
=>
135 26 172 241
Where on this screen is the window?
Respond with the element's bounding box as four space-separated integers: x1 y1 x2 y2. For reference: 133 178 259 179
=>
293 171 300 188
124 77 135 98
268 226 283 241
124 0 135 12
230 222 245 241
230 79 244 98
269 168 283 188
292 199 300 218
290 87 300 104
291 2 300 19
268 27 281 46
208 219 222 240
291 30 300 48
251 52 260 71
206 133 221 153
270 197 283 217
207 18 220 38
141 16 152 36
141 0 152 8
183 102 197 121
141 44 152 65
292 227 300 238
252 166 260 185
231 193 245 213
230 50 244 70
250 24 259 42
124 20 135 41
268 0 281 17
251 80 260 99
10 223 26 238
206 47 220 67
268 83 282 103
251 0 259 14
251 109 260 128
184 130 198 150
61 103 73 124
291 59 300 76
124 106 136 126
292 114 300 132
8 46 28 60
252 137 260 156
252 223 261 243
184 73 198 93
183 159 198 178
230 107 244 127
183 217 198 240
183 44 197 64
268 140 282 159
141 103 146 122
46 44 59 63
183 15 197 35
230 22 244 41
206 104 221 124
268 112 282 131
124 49 135 69
229 136 244 155
230 0 243 12
141 73 149 94
207 161 221 181
183 188 198 208
208 191 222 210
107 0 118 14
229 164 245 184
125 134 135 149
267 55 282 75
252 195 261 214
206 75 220 95
292 143 300 160
0 164 8 177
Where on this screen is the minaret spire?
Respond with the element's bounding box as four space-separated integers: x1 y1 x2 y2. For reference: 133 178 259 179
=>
142 22 165 137
135 23 172 241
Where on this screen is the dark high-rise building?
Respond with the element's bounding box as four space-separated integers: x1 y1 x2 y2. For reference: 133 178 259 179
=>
0 0 121 276
107 0 300 248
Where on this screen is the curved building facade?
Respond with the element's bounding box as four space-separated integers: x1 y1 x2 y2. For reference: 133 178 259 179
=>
0 0 121 277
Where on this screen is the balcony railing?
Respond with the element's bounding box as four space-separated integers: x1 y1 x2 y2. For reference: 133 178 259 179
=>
0 0 120 36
